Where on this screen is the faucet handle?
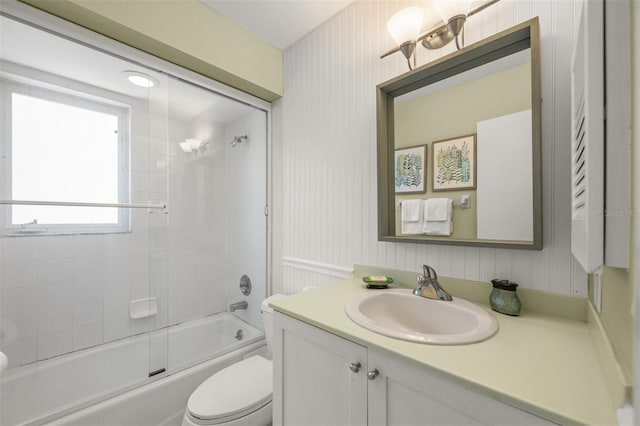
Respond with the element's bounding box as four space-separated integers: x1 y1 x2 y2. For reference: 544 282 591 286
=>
422 264 438 280
415 265 452 301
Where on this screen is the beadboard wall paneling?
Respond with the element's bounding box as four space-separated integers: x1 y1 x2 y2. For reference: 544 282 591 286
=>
275 0 587 296
282 257 353 293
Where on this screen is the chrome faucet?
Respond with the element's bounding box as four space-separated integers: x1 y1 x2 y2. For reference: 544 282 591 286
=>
229 301 248 312
413 265 453 301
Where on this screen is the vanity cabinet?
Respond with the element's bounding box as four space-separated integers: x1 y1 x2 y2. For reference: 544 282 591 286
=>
272 310 367 425
273 312 555 426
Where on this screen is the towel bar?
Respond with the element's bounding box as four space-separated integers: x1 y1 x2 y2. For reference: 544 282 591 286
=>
0 199 167 211
399 195 470 209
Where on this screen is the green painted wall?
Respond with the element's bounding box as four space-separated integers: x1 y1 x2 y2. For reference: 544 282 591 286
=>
592 68 636 386
394 64 531 239
20 0 283 101
595 267 634 382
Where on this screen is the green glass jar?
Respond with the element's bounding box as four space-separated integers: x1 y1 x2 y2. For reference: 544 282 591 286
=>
490 279 521 316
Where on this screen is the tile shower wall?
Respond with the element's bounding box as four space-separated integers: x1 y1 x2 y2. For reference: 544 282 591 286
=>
224 109 268 329
0 75 232 368
274 0 588 296
0 104 169 366
169 99 230 325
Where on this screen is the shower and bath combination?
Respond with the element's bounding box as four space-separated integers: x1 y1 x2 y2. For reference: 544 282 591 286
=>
0 7 269 425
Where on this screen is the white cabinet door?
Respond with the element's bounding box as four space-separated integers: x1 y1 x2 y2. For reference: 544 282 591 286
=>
368 350 480 426
274 314 555 426
368 349 555 426
273 312 368 426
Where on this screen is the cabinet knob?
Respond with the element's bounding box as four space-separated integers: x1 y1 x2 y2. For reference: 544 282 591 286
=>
349 362 361 373
367 369 379 380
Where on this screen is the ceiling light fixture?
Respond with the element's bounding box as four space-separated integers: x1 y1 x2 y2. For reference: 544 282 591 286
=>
382 0 501 69
123 70 159 88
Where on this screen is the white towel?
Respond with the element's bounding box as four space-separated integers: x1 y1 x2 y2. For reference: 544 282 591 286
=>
401 199 423 234
423 198 453 236
401 199 421 221
425 197 448 221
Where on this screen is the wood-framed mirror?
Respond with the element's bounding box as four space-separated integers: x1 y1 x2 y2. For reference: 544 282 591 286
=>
377 18 542 249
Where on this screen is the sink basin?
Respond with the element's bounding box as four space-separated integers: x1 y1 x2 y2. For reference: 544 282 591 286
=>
345 289 498 345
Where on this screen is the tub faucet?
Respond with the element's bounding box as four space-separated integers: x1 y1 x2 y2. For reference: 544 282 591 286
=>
229 301 248 312
414 265 453 301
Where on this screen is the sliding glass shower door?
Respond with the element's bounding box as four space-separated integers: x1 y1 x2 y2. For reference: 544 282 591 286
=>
0 14 167 423
0 10 269 425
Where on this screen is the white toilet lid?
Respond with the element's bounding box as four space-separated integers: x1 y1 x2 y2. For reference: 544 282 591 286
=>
188 356 272 422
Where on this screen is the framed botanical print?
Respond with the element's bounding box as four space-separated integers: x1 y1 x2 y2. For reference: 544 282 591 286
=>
394 145 427 194
432 134 476 191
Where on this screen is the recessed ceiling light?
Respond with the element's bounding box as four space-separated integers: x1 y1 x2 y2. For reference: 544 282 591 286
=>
122 70 159 88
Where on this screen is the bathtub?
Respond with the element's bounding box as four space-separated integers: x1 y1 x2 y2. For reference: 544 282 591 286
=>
0 313 265 426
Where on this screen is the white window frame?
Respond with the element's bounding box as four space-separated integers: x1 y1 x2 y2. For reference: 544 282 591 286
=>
0 78 131 236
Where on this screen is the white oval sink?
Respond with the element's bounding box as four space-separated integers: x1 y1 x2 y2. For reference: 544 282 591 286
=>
345 289 498 345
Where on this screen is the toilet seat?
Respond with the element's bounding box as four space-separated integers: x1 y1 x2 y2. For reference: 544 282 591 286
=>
187 356 272 424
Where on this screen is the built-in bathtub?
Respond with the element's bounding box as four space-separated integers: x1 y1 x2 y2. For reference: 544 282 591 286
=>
0 313 265 426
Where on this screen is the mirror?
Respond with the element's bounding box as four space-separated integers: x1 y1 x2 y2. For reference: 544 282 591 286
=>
377 18 541 249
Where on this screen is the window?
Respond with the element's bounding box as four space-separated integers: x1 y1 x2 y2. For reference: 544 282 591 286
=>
1 80 130 235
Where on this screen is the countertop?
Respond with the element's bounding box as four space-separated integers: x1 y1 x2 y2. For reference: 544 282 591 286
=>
270 274 618 425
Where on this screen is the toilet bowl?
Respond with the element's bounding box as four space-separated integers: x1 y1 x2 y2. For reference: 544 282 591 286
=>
182 294 286 426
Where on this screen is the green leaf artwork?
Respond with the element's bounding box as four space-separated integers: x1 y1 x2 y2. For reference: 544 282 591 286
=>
432 135 476 191
395 146 426 193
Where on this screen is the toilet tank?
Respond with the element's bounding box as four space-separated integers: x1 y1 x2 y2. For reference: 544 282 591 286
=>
261 294 286 355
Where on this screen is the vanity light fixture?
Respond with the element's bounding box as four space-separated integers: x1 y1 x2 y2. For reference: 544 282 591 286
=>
178 138 207 154
433 0 472 50
382 0 501 69
386 6 424 70
123 70 159 88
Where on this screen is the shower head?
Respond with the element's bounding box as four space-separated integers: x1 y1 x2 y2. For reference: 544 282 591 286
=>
230 135 248 147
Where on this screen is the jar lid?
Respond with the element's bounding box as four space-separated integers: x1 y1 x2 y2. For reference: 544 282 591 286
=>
491 279 518 291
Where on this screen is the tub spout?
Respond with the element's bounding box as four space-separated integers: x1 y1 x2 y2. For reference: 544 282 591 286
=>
229 301 248 312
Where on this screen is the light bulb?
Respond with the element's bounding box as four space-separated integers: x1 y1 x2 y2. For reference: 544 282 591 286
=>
178 141 192 153
387 6 424 47
185 138 202 150
179 138 204 153
122 70 159 88
423 0 445 30
433 0 472 22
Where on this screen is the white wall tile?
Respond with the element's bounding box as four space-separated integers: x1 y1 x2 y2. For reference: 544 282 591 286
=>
72 322 103 351
73 281 103 327
38 258 72 285
37 329 72 360
36 282 72 334
1 337 36 368
103 312 130 343
0 237 31 262
1 286 37 341
0 260 23 289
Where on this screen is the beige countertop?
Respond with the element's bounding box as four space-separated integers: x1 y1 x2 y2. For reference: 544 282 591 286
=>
270 269 619 426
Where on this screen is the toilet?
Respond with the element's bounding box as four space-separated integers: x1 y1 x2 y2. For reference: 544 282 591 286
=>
182 294 285 426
